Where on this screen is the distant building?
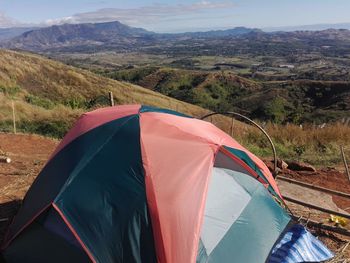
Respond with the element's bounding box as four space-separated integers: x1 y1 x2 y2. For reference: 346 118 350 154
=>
279 64 295 69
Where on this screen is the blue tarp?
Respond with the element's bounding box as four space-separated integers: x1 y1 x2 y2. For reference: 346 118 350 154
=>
269 224 334 263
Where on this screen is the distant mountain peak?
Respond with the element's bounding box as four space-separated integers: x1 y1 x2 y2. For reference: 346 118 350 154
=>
0 20 155 51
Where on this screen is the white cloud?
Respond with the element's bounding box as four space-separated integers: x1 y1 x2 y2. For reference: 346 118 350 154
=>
0 12 22 28
42 1 235 28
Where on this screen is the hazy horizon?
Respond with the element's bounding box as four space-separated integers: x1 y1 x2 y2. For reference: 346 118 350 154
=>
1 0 350 32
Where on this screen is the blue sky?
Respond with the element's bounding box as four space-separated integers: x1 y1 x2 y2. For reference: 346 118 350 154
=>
0 0 350 32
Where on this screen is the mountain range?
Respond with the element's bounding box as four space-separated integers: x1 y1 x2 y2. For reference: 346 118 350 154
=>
264 22 350 32
1 20 350 54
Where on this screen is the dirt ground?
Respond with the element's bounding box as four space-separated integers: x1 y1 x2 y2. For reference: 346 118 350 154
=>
0 132 349 261
0 133 58 203
276 171 350 261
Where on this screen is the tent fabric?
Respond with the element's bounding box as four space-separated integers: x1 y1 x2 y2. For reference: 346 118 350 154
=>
140 105 192 118
3 220 90 263
140 112 216 263
199 168 291 263
54 114 156 263
2 105 331 263
223 146 281 200
42 208 81 248
2 115 142 250
200 168 251 255
50 104 141 159
268 224 334 263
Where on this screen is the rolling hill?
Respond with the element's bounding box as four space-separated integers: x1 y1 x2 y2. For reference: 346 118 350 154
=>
103 67 350 123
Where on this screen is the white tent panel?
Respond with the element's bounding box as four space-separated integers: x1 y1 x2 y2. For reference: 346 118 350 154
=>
201 168 251 254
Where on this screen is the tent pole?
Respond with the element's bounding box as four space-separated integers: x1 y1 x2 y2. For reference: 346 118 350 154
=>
292 215 350 237
284 195 350 220
201 112 278 177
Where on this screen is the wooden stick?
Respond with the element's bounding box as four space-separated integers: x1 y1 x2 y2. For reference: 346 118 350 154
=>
292 215 350 237
230 117 234 137
0 156 11 163
342 241 350 253
284 195 350 220
12 100 16 134
341 146 350 182
277 176 350 199
108 91 114 106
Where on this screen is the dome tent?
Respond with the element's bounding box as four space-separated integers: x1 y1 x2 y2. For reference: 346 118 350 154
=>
1 105 330 262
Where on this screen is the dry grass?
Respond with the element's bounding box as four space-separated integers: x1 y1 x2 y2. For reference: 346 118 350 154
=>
327 241 350 262
0 49 213 115
266 122 350 146
231 122 350 166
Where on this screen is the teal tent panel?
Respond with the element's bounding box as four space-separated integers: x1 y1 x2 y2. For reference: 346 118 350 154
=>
223 146 280 199
54 115 156 263
140 105 192 118
206 169 291 263
223 146 267 183
4 114 139 247
197 239 209 263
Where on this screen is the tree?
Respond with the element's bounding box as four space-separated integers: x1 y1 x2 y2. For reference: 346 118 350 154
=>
262 97 288 124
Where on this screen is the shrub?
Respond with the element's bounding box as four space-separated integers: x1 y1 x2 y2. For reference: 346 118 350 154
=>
261 97 290 124
18 120 72 138
0 85 22 97
25 95 56 109
85 95 111 108
64 97 87 109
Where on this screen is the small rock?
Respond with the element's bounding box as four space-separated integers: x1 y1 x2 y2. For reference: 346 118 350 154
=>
277 159 288 170
286 161 316 172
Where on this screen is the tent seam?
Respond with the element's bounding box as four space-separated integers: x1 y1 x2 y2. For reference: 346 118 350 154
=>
139 113 168 263
1 202 52 250
54 114 138 202
52 203 97 263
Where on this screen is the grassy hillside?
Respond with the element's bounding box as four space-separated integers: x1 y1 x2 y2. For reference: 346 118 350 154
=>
0 49 227 137
101 66 350 124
